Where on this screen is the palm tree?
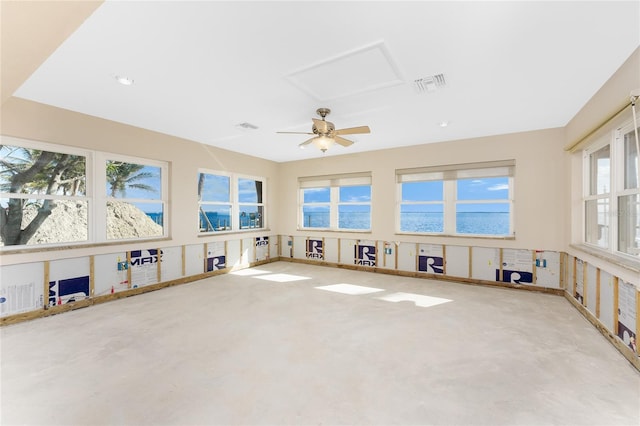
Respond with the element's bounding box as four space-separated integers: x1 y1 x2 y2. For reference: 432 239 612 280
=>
0 146 87 245
106 161 156 197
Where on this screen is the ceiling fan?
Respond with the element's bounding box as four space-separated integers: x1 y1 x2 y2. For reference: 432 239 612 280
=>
277 108 371 152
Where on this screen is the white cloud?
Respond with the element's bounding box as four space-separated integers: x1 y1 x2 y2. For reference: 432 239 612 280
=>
487 184 509 191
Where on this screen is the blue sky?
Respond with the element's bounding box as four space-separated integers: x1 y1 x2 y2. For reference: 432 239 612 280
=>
402 177 509 201
303 185 371 203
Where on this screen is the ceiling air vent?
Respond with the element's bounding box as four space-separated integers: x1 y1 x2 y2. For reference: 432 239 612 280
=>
413 73 446 94
235 122 259 130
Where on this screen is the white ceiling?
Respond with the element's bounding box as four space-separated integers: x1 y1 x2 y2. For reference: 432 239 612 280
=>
13 1 640 162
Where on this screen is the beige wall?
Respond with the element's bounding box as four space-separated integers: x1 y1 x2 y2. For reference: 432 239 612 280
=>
278 127 567 251
0 98 280 265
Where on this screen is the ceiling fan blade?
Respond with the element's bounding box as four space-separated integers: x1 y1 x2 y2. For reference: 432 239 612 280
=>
334 136 354 147
298 137 315 148
335 125 371 135
277 131 314 135
312 118 330 134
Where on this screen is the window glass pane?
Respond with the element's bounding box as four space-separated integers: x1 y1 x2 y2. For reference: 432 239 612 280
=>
589 145 610 195
400 204 443 233
456 203 510 235
0 198 88 246
457 177 509 201
618 194 639 256
106 201 163 240
239 205 263 229
339 185 371 202
238 178 262 203
623 129 639 190
401 181 443 202
585 199 609 248
199 204 231 232
107 161 160 200
302 205 330 228
338 204 370 230
199 173 230 202
1 145 87 196
303 187 330 203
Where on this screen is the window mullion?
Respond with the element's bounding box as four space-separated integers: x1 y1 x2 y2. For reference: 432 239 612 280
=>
444 180 456 234
93 153 106 243
330 186 339 229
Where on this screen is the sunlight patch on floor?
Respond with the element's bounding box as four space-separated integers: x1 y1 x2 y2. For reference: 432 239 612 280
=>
253 273 311 282
230 268 271 276
315 283 385 295
377 292 452 308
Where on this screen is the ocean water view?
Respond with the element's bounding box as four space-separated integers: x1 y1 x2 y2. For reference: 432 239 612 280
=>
152 211 510 235
196 212 261 231
303 211 510 235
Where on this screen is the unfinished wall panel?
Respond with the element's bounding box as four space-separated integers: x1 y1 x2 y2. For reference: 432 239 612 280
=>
417 244 445 275
128 249 160 288
241 238 253 266
269 236 279 259
185 244 205 276
255 236 269 262
586 264 598 315
304 237 325 262
617 279 638 355
339 239 356 265
48 257 90 306
444 245 469 278
226 240 241 269
324 238 339 263
600 270 615 331
354 240 377 267
206 241 226 272
534 250 561 288
575 259 585 304
397 242 417 272
94 252 129 296
0 262 44 317
379 241 396 270
500 249 533 285
293 236 307 260
160 246 183 281
471 247 498 282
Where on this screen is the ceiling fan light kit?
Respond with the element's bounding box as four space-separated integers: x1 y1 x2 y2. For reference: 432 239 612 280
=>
278 108 370 154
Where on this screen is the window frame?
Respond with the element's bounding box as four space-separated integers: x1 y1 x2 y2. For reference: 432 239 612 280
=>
101 153 169 242
583 119 639 260
298 173 372 232
0 136 169 251
396 160 515 237
198 169 267 234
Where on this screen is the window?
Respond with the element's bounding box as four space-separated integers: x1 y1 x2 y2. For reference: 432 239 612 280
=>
299 173 371 231
238 178 264 230
584 120 639 258
397 160 514 236
104 157 166 240
0 142 88 246
198 170 265 233
0 137 168 249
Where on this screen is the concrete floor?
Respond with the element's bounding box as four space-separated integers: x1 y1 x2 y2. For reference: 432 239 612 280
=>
1 261 639 425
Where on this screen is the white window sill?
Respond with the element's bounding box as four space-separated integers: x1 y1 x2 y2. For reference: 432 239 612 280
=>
570 244 640 273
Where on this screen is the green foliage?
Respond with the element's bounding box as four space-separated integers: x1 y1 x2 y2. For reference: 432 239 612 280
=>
106 161 157 197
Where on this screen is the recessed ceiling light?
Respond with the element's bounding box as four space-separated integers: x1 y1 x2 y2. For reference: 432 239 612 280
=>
115 75 134 86
439 121 449 127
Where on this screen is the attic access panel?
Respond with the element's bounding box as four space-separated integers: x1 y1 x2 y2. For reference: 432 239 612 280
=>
286 41 404 101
